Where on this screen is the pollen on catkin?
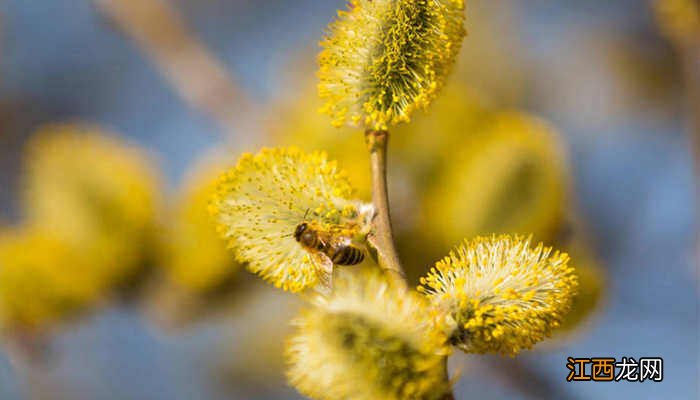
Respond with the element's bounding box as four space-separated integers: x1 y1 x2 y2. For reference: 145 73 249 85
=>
418 235 578 356
318 0 466 130
210 147 373 293
285 272 450 400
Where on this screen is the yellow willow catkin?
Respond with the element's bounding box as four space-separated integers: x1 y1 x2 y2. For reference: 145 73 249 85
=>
268 85 373 201
209 147 373 293
285 271 450 400
0 228 105 332
419 235 578 356
161 159 242 293
22 124 162 288
653 0 700 45
553 241 606 337
318 0 466 130
423 111 569 246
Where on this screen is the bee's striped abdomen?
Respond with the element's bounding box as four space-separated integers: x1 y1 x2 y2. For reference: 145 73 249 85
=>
331 246 365 265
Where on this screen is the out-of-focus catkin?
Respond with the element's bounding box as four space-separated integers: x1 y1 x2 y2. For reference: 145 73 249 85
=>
423 112 569 247
0 228 104 333
22 124 162 290
653 0 700 46
161 158 242 294
285 271 450 400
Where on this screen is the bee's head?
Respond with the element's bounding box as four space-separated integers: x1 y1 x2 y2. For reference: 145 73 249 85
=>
294 223 308 242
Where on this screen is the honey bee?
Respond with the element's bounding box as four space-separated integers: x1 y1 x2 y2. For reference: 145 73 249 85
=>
294 222 366 265
293 220 367 291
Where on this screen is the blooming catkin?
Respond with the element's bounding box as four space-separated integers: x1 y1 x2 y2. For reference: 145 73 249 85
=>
285 272 450 400
319 0 466 130
210 147 373 293
418 235 578 356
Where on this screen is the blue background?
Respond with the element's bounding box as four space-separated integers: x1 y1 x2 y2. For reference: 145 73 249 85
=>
0 0 697 399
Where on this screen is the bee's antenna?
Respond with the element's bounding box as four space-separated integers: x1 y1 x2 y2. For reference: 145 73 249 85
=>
303 208 310 220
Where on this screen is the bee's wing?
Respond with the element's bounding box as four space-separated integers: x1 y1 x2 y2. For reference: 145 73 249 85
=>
310 251 334 295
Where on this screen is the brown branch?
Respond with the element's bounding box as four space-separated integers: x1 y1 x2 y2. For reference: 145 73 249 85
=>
365 130 406 286
365 129 455 399
442 357 456 400
93 0 254 136
5 331 65 399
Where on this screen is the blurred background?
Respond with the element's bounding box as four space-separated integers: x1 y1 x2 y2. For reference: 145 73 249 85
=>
0 0 697 399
